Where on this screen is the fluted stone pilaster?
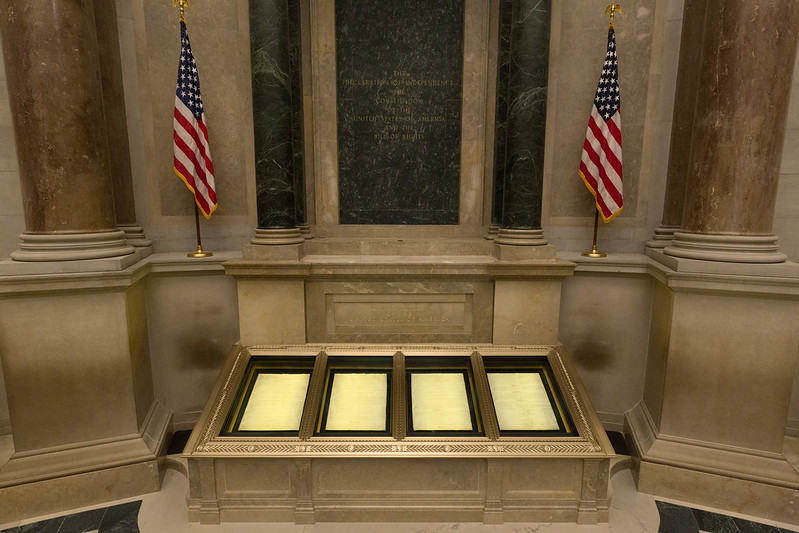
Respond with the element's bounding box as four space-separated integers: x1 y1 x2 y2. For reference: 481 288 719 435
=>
0 0 133 261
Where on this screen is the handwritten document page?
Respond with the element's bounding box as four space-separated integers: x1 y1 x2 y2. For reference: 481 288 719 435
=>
239 373 310 431
487 372 559 431
325 373 388 431
411 373 473 431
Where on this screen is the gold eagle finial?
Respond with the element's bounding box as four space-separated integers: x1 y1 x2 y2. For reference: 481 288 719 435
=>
605 3 621 29
173 0 190 22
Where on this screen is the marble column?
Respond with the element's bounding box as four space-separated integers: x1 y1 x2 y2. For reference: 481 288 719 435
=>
286 0 310 238
0 0 134 261
494 0 551 250
488 0 513 240
92 0 150 248
663 0 798 263
646 0 707 249
248 0 304 250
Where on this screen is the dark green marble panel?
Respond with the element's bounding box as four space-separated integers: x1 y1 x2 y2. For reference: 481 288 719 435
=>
336 0 464 225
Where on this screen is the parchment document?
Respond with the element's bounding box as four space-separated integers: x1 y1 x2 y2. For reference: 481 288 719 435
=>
487 372 559 431
411 373 473 431
239 373 310 431
325 373 388 431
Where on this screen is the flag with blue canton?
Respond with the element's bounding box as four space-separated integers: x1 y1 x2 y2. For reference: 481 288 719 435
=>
579 26 622 222
173 20 217 218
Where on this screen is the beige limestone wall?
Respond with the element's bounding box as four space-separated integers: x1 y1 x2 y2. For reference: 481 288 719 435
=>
558 258 653 431
145 265 241 430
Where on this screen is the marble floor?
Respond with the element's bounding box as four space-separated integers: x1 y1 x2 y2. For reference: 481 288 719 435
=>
0 434 798 533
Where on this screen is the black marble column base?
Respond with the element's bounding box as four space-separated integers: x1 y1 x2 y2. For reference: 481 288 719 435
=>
10 230 135 262
494 228 548 246
645 225 680 250
493 229 556 260
664 231 787 264
243 228 305 260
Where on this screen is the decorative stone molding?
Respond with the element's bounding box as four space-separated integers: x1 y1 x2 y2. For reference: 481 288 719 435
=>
10 231 135 262
663 231 787 264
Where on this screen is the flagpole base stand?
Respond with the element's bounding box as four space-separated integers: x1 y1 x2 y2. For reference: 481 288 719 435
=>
188 246 213 258
581 251 607 258
581 244 606 258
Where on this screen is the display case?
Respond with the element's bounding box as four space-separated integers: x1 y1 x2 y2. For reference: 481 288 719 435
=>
184 344 614 525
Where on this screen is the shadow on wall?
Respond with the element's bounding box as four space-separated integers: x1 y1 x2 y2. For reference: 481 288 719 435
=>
567 339 615 371
176 306 233 371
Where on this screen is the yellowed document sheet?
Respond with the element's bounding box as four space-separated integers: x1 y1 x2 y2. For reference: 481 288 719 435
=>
238 373 310 431
487 372 559 431
325 373 388 431
411 373 473 431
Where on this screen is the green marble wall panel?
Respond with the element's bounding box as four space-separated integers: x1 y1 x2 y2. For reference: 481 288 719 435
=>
336 0 464 225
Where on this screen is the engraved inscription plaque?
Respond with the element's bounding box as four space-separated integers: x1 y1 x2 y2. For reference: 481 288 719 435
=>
336 0 464 224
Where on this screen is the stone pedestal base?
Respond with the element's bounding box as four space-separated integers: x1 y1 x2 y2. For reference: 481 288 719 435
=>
0 402 171 523
627 255 799 524
226 239 575 346
10 230 135 262
626 402 799 525
0 261 168 521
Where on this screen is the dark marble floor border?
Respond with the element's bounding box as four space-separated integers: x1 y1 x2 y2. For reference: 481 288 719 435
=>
657 501 795 533
1 500 141 533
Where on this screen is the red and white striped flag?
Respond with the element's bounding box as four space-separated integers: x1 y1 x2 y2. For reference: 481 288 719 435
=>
173 20 217 218
579 26 622 222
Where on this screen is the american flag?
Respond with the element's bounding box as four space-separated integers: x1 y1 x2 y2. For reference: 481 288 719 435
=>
173 20 217 218
579 27 622 222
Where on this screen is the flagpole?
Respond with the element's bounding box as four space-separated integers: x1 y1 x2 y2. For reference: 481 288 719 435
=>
173 0 213 258
581 3 621 259
582 210 606 258
188 202 213 258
